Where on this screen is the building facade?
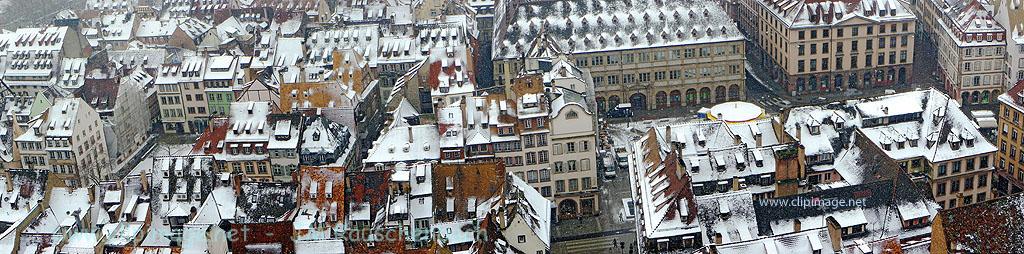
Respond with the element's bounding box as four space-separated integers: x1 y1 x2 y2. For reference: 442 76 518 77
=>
742 0 917 95
925 0 1006 104
157 56 210 134
492 0 746 112
15 98 111 186
996 82 1024 195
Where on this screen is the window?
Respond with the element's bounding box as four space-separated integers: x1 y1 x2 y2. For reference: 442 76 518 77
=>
569 179 579 191
582 177 592 190
556 180 565 193
938 164 947 176
518 235 526 243
567 142 576 153
965 176 974 190
936 182 946 196
979 174 988 187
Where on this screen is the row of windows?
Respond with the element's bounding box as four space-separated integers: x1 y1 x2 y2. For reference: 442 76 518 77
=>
594 64 742 86
962 60 1003 72
554 177 593 193
230 161 270 175
573 45 741 68
963 46 1004 58
797 51 908 72
796 22 910 41
554 159 591 173
48 151 74 160
938 192 987 209
553 140 591 155
935 173 988 197
523 133 548 148
962 74 1003 87
797 36 909 56
936 155 990 177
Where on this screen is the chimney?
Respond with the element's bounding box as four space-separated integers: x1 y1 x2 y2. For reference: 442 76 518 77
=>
665 125 672 143
794 219 802 232
407 126 414 144
714 233 723 244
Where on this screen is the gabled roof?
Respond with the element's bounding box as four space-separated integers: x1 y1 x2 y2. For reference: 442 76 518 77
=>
631 128 702 240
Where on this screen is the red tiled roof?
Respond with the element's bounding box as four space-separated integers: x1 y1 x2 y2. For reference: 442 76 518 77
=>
1009 80 1024 105
937 193 1024 253
191 118 230 155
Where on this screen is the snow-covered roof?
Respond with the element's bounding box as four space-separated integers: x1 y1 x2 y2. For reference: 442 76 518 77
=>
695 191 759 245
493 173 552 248
236 182 296 223
24 187 90 234
305 25 380 67
96 12 136 42
937 0 1006 47
364 124 440 164
858 89 997 162
630 129 703 241
300 116 350 157
0 171 46 224
43 98 88 137
714 227 835 254
754 176 938 247
136 20 178 38
225 101 272 144
784 105 855 157
684 146 777 189
494 0 743 59
756 0 916 29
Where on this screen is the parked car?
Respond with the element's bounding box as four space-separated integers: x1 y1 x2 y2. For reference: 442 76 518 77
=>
607 103 633 118
603 156 617 178
615 146 629 168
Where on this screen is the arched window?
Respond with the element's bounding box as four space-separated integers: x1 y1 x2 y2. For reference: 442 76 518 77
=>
567 110 579 119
